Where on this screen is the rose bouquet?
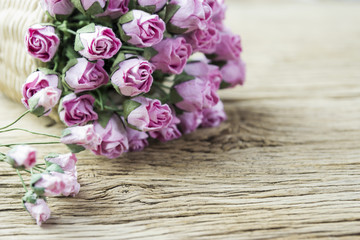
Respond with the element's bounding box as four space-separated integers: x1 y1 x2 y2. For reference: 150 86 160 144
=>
0 0 245 225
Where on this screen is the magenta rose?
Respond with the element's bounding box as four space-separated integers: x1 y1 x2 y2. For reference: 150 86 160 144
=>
167 0 212 34
59 93 98 127
41 0 74 17
205 0 226 25
22 71 59 108
126 127 149 152
28 87 62 117
151 37 192 74
76 24 122 61
6 145 37 169
178 110 203 134
137 0 167 12
221 58 246 87
185 21 220 54
25 24 60 62
149 113 181 142
92 115 129 159
96 0 130 19
201 100 227 128
213 29 242 61
24 199 51 226
120 10 165 47
111 58 154 97
125 97 172 132
64 58 109 93
184 60 222 89
61 125 102 151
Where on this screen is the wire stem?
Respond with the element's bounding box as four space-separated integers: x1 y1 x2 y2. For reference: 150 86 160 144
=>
0 128 60 139
0 110 30 130
16 169 28 192
0 142 60 148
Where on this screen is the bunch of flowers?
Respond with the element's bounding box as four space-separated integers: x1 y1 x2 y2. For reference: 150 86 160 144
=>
0 0 245 225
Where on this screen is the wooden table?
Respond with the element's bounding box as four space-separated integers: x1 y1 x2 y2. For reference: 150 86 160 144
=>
1 0 359 239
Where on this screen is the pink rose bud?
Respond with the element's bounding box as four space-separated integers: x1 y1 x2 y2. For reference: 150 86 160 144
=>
149 114 182 142
119 10 166 47
213 30 242 61
96 0 130 19
6 145 37 169
28 86 62 117
76 24 122 61
184 60 222 89
205 0 226 25
61 125 102 152
185 21 221 54
33 172 66 197
61 173 80 197
22 70 60 108
92 115 129 159
45 153 78 173
178 110 203 134
64 58 109 93
220 58 246 88
25 24 60 62
41 0 74 17
126 127 149 152
24 199 51 226
151 37 192 74
111 58 154 97
201 100 227 127
167 0 212 34
124 97 173 132
59 93 98 127
137 0 167 12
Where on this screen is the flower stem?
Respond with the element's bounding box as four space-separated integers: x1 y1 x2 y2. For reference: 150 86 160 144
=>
16 169 28 192
121 46 145 52
0 128 60 139
0 142 60 148
104 105 123 112
0 110 30 130
65 29 77 35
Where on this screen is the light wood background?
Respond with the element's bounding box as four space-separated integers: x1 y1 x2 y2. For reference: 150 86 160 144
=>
1 0 360 239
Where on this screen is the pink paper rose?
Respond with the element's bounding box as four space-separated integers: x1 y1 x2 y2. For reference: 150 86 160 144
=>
137 0 167 12
34 172 66 197
185 21 220 54
64 58 109 93
184 60 222 89
59 93 98 126
120 10 165 47
61 125 102 151
178 110 203 134
28 86 62 116
221 58 246 87
205 0 226 25
151 37 192 74
77 24 122 61
125 97 173 132
213 29 242 61
149 113 181 142
45 153 78 174
92 115 129 159
61 173 80 197
81 0 106 10
126 127 149 152
201 100 227 127
24 199 51 226
6 145 37 169
25 24 60 62
111 58 154 97
96 0 130 19
41 0 74 17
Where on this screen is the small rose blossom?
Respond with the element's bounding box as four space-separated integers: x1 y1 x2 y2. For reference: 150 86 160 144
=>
25 24 60 62
185 21 220 54
96 0 130 19
201 100 227 127
7 145 36 169
78 25 122 61
41 0 74 17
45 153 77 173
121 10 165 47
178 110 203 134
168 0 212 33
28 87 62 116
213 30 242 61
92 115 129 159
61 125 102 151
221 58 246 87
61 173 80 197
64 58 109 93
59 93 98 126
205 0 226 25
151 37 192 74
81 0 106 10
126 97 173 132
137 0 167 12
34 172 66 197
184 60 222 89
21 71 59 108
111 58 154 97
24 199 51 226
126 127 149 152
149 114 182 142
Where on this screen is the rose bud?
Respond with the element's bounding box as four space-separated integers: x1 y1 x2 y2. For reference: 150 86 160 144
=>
185 21 220 54
212 29 242 61
111 58 154 97
61 125 102 153
136 0 167 13
149 113 182 142
25 24 60 62
22 70 60 108
59 93 98 127
118 10 165 47
6 145 37 169
126 127 149 152
96 0 130 19
184 60 222 89
41 0 74 17
150 37 192 74
45 153 78 175
201 100 227 128
205 0 226 26
166 0 212 34
220 58 246 88
124 96 172 132
32 172 66 197
24 198 51 226
61 173 80 197
63 58 109 93
178 110 203 134
28 86 62 117
75 24 122 61
72 0 106 15
92 115 129 159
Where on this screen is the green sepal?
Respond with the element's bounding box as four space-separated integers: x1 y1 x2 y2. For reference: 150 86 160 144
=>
143 47 158 61
169 87 183 104
22 191 38 205
118 25 132 42
135 4 157 14
220 81 232 89
173 72 195 85
123 100 141 120
118 11 135 24
61 128 72 138
65 45 80 60
28 96 47 117
44 153 60 167
210 60 227 68
66 144 86 153
37 68 59 76
157 6 167 21
71 0 105 15
75 23 96 52
46 163 64 173
111 52 126 72
30 174 45 196
97 110 113 128
166 22 187 35
62 58 79 74
164 4 180 24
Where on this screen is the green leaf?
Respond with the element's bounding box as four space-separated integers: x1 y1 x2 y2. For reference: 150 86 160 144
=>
169 87 183 104
30 174 44 196
97 110 113 128
111 52 126 72
75 23 96 51
65 46 80 60
174 72 195 85
136 4 156 14
86 1 105 15
164 4 180 23
61 128 72 138
123 100 141 119
66 144 86 153
166 22 187 35
118 11 135 25
46 163 64 173
143 47 158 61
158 6 167 21
22 191 38 204
62 58 79 74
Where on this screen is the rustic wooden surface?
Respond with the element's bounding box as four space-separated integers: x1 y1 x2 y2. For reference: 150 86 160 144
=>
1 0 360 239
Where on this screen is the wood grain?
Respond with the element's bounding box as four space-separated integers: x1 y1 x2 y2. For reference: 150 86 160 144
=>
0 0 360 239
